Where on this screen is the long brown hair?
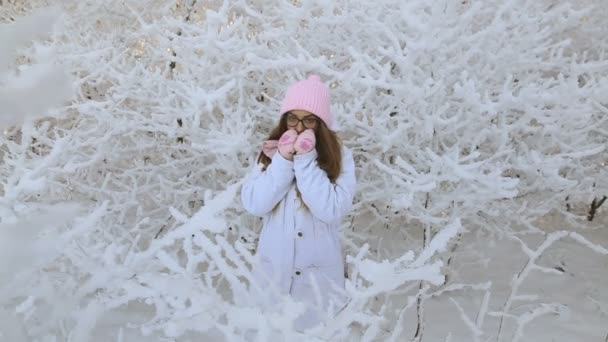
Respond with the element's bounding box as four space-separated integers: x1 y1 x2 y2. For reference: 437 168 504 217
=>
258 114 343 183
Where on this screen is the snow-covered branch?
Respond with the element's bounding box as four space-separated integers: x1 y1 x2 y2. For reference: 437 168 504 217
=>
1 0 606 340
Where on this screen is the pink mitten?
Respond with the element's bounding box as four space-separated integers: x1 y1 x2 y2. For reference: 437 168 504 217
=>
294 129 316 154
278 129 298 160
262 140 278 158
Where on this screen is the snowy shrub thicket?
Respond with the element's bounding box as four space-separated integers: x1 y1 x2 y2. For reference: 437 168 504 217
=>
1 0 607 341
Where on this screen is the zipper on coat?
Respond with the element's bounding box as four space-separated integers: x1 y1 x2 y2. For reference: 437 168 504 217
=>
288 186 298 294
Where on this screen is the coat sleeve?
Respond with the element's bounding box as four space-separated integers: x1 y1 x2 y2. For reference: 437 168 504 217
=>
241 152 295 217
293 146 356 224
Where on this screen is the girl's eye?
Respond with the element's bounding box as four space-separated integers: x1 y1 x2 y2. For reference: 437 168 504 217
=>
303 118 317 125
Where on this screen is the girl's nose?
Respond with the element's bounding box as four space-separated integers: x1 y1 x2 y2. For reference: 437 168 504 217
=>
295 122 305 133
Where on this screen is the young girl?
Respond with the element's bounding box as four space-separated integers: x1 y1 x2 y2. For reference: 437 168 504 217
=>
241 75 356 330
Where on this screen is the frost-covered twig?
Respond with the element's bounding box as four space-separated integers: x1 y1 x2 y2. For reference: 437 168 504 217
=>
0 8 72 129
494 231 608 341
511 304 564 342
450 298 483 342
588 195 607 221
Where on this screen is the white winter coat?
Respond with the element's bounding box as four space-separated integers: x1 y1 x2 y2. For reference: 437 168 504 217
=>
241 146 356 329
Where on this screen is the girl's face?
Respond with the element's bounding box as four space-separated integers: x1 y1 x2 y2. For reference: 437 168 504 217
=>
284 110 319 133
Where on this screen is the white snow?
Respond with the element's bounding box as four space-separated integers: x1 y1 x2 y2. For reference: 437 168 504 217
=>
1 0 607 341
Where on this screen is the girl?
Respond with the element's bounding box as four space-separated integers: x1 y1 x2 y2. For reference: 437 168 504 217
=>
241 75 356 330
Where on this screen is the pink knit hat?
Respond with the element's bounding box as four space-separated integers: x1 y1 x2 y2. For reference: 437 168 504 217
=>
279 74 332 129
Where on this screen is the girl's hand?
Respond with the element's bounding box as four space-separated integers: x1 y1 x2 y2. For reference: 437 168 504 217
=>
294 129 316 155
262 140 278 158
278 129 298 160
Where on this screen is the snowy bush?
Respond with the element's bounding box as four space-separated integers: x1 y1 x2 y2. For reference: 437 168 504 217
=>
1 0 607 341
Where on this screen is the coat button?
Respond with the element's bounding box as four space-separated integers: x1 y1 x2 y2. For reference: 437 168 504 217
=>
297 232 303 237
295 270 301 276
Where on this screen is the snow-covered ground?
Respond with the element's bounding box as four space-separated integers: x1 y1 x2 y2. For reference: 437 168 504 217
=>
9 215 603 342
410 223 608 342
